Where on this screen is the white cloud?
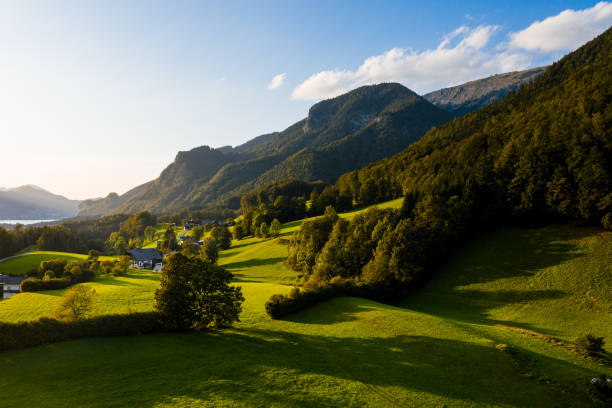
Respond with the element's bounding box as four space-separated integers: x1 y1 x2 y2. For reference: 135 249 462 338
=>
509 1 612 53
291 3 612 101
292 25 523 99
267 73 287 90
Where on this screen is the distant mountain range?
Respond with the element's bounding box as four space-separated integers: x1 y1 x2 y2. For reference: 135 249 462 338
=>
0 185 80 220
77 65 548 217
423 67 546 116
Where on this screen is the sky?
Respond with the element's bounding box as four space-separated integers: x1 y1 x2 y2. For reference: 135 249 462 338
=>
0 1 611 200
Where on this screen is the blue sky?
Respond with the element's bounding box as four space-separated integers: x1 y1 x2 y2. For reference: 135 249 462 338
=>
1 1 610 199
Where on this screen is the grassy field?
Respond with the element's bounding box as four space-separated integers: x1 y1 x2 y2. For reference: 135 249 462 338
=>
0 199 609 407
0 251 117 276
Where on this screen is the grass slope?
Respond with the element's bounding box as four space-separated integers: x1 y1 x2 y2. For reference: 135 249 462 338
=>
0 251 117 276
0 200 609 407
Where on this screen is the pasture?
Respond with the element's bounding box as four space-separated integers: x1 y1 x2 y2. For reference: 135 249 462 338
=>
0 199 609 407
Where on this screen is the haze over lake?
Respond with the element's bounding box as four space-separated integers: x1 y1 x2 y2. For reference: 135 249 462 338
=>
0 220 58 225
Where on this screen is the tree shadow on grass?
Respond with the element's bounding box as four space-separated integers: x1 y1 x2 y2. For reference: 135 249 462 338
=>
221 257 286 270
286 297 381 325
20 327 597 408
398 227 600 336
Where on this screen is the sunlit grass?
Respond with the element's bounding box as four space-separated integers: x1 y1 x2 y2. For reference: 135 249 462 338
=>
0 199 608 407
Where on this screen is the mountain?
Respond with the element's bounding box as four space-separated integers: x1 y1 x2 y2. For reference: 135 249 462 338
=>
0 185 80 220
79 83 452 216
334 27 612 228
423 66 546 116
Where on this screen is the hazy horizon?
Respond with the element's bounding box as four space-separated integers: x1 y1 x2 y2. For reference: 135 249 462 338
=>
1 0 611 200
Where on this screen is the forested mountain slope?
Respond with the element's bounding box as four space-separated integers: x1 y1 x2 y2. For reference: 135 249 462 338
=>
79 84 452 216
335 27 612 229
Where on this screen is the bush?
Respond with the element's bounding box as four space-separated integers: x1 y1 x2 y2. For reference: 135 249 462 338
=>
20 277 43 292
265 278 411 319
99 260 116 274
43 278 72 290
576 334 606 357
0 312 163 352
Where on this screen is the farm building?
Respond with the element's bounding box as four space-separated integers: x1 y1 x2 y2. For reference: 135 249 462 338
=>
0 275 26 298
127 248 163 270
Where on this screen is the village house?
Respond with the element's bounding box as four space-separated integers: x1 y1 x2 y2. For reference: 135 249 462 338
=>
0 275 27 298
127 248 163 270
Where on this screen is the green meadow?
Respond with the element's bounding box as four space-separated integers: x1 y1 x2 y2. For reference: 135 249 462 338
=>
0 251 117 276
0 200 610 407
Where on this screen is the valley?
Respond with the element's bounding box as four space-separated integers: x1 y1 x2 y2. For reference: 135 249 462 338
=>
0 199 609 407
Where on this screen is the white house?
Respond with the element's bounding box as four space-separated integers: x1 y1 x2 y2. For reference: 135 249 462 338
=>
0 275 26 298
127 248 163 270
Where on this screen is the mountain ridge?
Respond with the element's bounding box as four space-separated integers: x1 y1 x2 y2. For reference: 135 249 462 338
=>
0 185 81 220
423 66 546 116
79 83 452 216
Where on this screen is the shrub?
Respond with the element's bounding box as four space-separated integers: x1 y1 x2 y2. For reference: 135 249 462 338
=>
20 278 43 292
99 260 116 274
42 278 71 290
265 278 410 319
43 270 55 280
576 334 606 357
0 312 162 352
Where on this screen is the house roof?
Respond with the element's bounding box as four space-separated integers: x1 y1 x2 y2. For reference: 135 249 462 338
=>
128 248 162 262
0 274 27 285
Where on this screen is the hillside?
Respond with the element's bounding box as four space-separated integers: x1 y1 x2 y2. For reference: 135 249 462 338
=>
334 27 612 230
0 185 79 220
423 66 546 116
78 84 452 216
0 199 608 406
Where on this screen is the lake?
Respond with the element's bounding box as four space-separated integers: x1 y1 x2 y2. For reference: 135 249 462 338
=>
0 220 58 225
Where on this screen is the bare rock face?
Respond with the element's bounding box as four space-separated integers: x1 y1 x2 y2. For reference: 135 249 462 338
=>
423 67 546 116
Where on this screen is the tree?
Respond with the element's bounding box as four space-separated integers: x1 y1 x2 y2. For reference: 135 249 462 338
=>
232 224 244 240
144 226 156 243
181 237 200 257
154 253 244 330
269 219 281 237
191 225 205 241
576 334 606 357
120 211 157 239
259 222 270 238
113 235 128 254
211 226 232 249
200 238 218 264
113 255 131 276
36 226 78 252
128 237 143 249
0 227 15 258
162 226 178 253
55 286 96 320
87 249 101 262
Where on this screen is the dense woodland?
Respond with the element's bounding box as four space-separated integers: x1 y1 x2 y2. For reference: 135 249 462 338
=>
266 27 612 317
